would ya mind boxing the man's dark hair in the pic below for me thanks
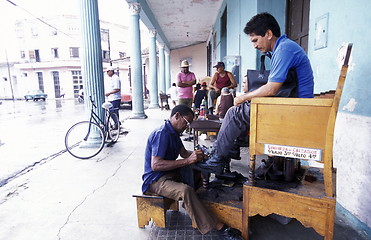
[171,104,194,118]
[243,12,281,38]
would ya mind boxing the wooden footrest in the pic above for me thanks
[132,193,179,228]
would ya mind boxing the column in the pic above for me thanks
[148,29,159,108]
[128,2,147,119]
[165,50,171,92]
[158,43,166,94]
[80,0,105,119]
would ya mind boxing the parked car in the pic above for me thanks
[24,90,47,101]
[120,92,132,109]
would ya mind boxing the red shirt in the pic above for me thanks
[214,72,232,90]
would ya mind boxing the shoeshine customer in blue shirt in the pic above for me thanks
[142,104,243,239]
[194,12,314,175]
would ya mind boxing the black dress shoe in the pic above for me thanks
[218,227,243,240]
[227,144,241,160]
[215,171,236,180]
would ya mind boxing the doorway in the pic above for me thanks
[286,0,310,53]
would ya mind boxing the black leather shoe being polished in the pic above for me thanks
[227,144,241,160]
[218,227,244,240]
[193,153,225,175]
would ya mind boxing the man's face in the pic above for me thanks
[216,66,224,73]
[173,112,193,133]
[181,67,189,74]
[107,70,114,76]
[249,32,271,53]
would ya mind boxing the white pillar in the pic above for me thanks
[80,0,105,119]
[128,2,147,119]
[148,29,159,108]
[165,50,171,92]
[158,43,166,94]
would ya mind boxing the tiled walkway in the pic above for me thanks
[147,204,220,240]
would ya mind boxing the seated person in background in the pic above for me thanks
[141,104,243,240]
[208,61,237,114]
[215,87,234,119]
[193,82,208,110]
[207,87,217,115]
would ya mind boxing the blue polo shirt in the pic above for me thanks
[142,120,184,193]
[268,35,314,98]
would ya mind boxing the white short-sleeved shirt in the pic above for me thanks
[105,74,121,101]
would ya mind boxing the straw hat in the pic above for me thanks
[180,60,190,68]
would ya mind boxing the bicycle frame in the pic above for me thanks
[84,97,107,141]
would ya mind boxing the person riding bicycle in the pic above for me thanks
[105,66,121,128]
[78,87,84,103]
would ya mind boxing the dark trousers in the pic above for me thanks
[214,102,251,156]
[109,99,120,124]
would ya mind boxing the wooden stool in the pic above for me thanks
[132,193,179,228]
[159,94,170,110]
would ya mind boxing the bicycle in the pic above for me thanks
[65,96,120,159]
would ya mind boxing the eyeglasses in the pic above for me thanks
[181,115,191,127]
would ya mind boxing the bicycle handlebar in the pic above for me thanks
[89,96,97,109]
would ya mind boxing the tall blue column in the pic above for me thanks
[148,29,159,108]
[80,0,105,119]
[128,2,147,119]
[165,50,171,93]
[158,44,166,94]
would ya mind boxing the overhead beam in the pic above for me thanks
[125,0,170,51]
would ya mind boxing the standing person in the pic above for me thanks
[142,104,243,239]
[193,81,208,110]
[168,82,178,107]
[177,60,196,108]
[194,12,314,174]
[105,66,121,125]
[208,62,237,114]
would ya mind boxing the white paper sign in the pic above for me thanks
[264,144,322,161]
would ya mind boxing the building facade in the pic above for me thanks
[0,15,131,100]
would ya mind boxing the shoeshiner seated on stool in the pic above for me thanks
[193,12,314,176]
[142,104,243,240]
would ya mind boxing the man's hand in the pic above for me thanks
[186,149,204,164]
[234,94,247,106]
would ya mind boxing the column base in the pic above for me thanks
[129,113,148,119]
[149,104,160,109]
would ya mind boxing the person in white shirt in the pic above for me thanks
[168,82,178,107]
[105,66,121,123]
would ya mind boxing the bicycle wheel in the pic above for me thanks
[107,112,120,143]
[65,121,105,159]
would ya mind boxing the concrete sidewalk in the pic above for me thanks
[0,108,366,240]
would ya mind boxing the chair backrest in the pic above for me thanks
[249,43,353,197]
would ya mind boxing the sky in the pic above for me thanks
[0,0,134,61]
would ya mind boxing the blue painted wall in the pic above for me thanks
[308,0,371,118]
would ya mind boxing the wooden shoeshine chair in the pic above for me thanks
[242,43,353,239]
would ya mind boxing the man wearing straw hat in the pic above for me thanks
[176,60,196,108]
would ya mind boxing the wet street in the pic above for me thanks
[0,99,130,186]
[0,101,168,240]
